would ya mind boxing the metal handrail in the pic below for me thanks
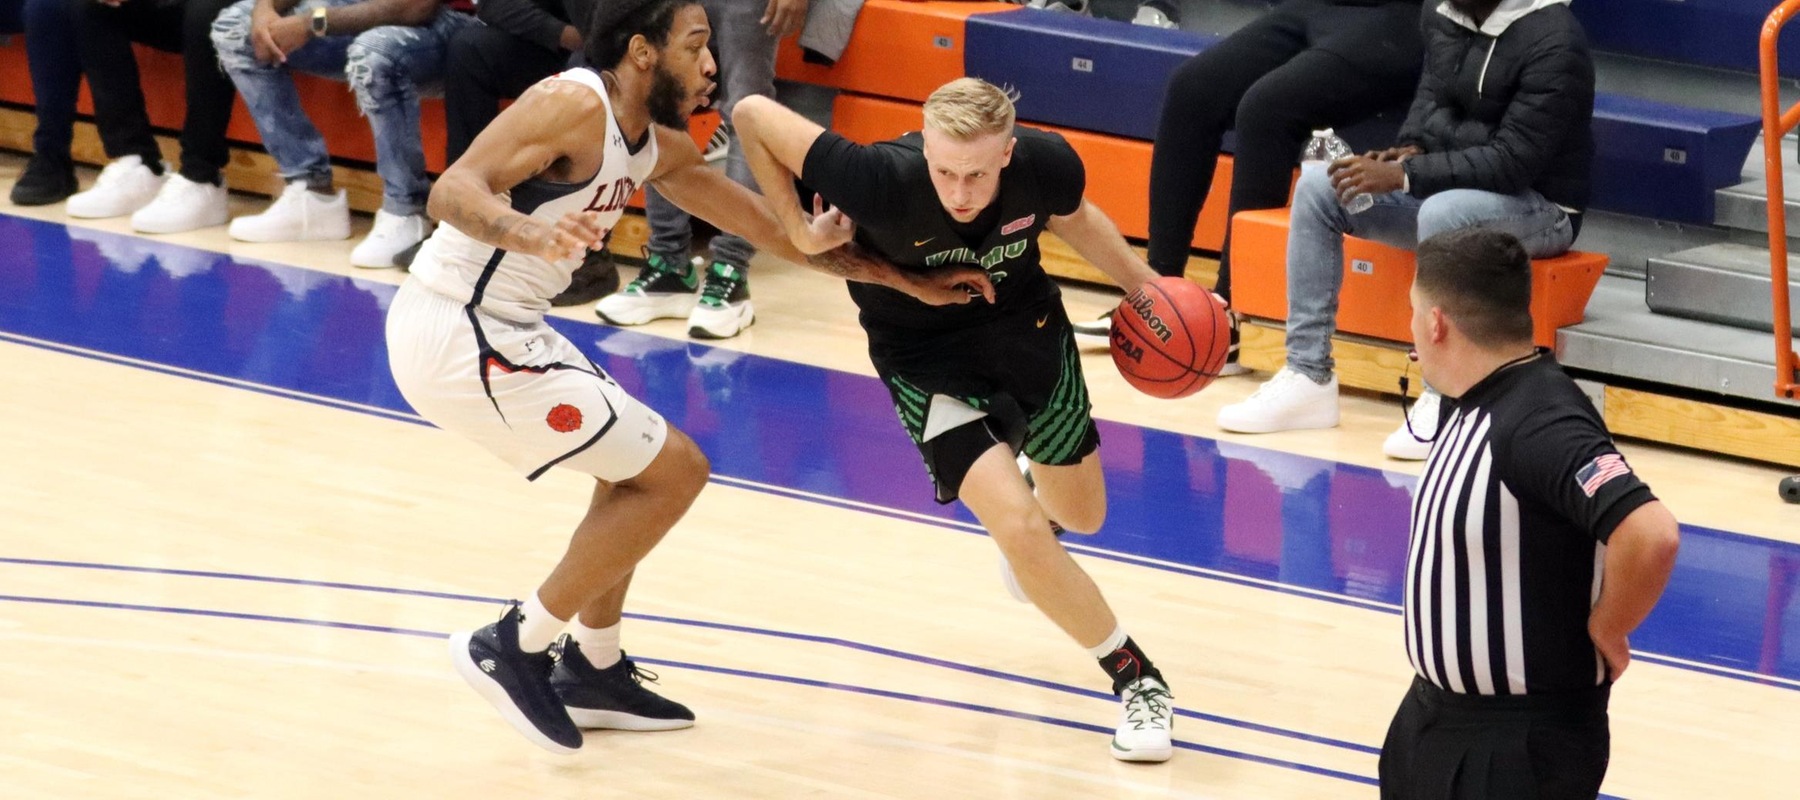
[1760,1,1800,400]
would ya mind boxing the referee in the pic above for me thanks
[1380,228,1681,799]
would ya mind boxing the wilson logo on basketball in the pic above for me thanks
[546,404,584,433]
[1125,293,1174,344]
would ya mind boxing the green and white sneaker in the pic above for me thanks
[595,251,700,326]
[1111,676,1174,763]
[687,261,754,339]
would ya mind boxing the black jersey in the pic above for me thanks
[801,127,1087,335]
[1406,355,1657,696]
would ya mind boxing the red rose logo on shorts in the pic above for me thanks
[545,404,583,433]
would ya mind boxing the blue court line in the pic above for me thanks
[0,592,1378,788]
[4,214,1796,689]
[6,319,1796,695]
[0,555,1377,756]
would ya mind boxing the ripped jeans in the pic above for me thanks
[211,0,475,216]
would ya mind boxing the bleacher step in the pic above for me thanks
[1558,278,1797,406]
[1714,176,1800,238]
[1646,243,1800,335]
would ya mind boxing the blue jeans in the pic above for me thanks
[1283,163,1576,382]
[643,0,776,270]
[16,0,81,163]
[212,0,475,215]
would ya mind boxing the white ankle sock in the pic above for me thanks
[571,620,623,670]
[515,593,566,653]
[1084,625,1129,660]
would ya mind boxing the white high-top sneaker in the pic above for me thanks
[228,181,351,243]
[131,174,229,234]
[350,209,431,268]
[1216,366,1340,433]
[1111,676,1174,763]
[1383,388,1442,461]
[66,155,166,219]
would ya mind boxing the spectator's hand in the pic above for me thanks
[559,24,582,52]
[761,0,809,38]
[1328,156,1406,203]
[1590,619,1631,682]
[530,210,607,263]
[254,14,311,65]
[1364,145,1422,163]
[793,194,854,254]
[900,265,995,306]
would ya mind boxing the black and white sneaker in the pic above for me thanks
[1219,311,1249,377]
[1111,676,1175,763]
[552,639,696,731]
[1072,309,1113,349]
[447,604,584,754]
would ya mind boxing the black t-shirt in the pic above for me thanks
[1405,355,1657,696]
[801,127,1086,336]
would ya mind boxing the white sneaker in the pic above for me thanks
[130,174,229,234]
[1131,4,1178,28]
[1111,676,1174,763]
[65,155,166,219]
[1383,388,1441,461]
[686,261,754,339]
[596,252,700,326]
[350,209,431,268]
[228,181,351,243]
[1216,367,1340,433]
[702,124,730,163]
[1072,310,1112,349]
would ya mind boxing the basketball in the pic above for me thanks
[1109,277,1231,399]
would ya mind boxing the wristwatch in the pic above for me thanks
[310,7,329,37]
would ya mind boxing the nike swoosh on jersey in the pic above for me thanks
[1036,316,1048,328]
[914,238,935,247]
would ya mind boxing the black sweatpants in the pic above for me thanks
[443,23,572,166]
[1146,0,1422,298]
[1379,677,1612,800]
[69,0,239,185]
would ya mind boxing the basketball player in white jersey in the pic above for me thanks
[386,0,990,753]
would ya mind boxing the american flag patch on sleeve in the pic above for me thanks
[1575,453,1631,497]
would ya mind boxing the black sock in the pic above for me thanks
[1098,636,1163,695]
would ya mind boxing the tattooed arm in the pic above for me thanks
[426,80,608,263]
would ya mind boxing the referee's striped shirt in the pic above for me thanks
[1405,356,1655,696]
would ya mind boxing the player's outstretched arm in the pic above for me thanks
[650,124,993,305]
[731,95,830,250]
[1046,199,1159,294]
[427,81,606,262]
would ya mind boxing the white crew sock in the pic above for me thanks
[515,593,566,653]
[571,620,623,670]
[1084,625,1129,659]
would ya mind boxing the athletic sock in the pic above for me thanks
[515,593,566,654]
[570,620,623,670]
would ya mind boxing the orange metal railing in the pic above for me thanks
[1760,1,1800,399]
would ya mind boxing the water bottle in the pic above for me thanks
[1302,128,1374,214]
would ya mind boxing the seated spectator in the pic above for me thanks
[6,0,82,206]
[432,0,618,305]
[61,0,240,233]
[591,0,800,339]
[1215,0,1594,462]
[210,0,475,267]
[1073,0,1424,376]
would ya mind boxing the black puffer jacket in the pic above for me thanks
[1397,0,1595,213]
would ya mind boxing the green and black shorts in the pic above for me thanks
[867,301,1100,503]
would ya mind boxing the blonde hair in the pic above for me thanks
[922,78,1018,141]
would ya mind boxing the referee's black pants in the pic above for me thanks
[1379,677,1611,800]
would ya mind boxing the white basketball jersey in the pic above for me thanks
[411,67,658,323]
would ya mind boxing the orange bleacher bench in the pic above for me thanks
[1229,208,1608,349]
[829,91,1238,252]
[0,38,719,209]
[775,0,1016,104]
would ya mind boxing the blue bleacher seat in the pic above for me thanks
[960,6,1759,226]
[1573,0,1800,78]
[1590,94,1760,224]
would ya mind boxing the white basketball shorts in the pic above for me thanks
[385,278,667,482]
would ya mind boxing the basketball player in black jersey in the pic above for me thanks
[735,78,1179,761]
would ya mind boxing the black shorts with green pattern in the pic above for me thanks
[867,300,1100,503]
